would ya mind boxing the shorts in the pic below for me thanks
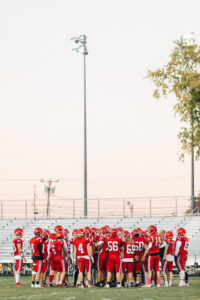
[133,256,142,273]
[107,255,121,273]
[32,260,42,273]
[15,259,23,272]
[78,258,91,273]
[121,262,133,273]
[97,252,108,272]
[147,254,160,272]
[162,259,173,272]
[41,261,48,273]
[175,255,187,272]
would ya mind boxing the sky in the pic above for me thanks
[0,0,200,216]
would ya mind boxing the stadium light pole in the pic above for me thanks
[183,32,195,211]
[71,35,88,217]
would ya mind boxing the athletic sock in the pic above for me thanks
[157,278,160,285]
[15,275,20,283]
[49,275,54,283]
[147,278,151,285]
[36,281,39,285]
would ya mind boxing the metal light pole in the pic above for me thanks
[71,35,88,217]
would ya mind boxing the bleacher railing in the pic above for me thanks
[0,196,193,219]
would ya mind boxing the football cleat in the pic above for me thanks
[15,283,22,287]
[35,284,42,288]
[104,284,110,288]
[31,284,35,288]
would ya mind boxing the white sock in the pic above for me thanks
[152,280,155,285]
[15,274,20,283]
[144,272,148,285]
[169,280,172,286]
[165,281,168,285]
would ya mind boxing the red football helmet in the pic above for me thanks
[123,230,130,239]
[72,229,78,237]
[77,228,85,237]
[49,233,56,240]
[141,230,147,238]
[34,227,43,236]
[91,227,98,236]
[14,228,23,237]
[54,225,63,233]
[56,231,64,239]
[43,229,50,239]
[64,229,69,239]
[147,225,157,235]
[132,228,141,236]
[100,227,108,236]
[84,227,91,237]
[177,227,186,236]
[110,228,118,237]
[166,231,173,239]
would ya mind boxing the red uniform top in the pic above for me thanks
[52,239,64,258]
[123,240,134,259]
[176,236,189,256]
[98,236,108,254]
[13,237,23,257]
[29,237,44,258]
[73,237,91,258]
[42,240,49,259]
[132,236,146,257]
[165,239,175,255]
[147,234,162,254]
[105,236,123,256]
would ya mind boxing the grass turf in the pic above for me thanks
[0,277,199,300]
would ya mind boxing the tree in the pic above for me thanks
[146,33,200,161]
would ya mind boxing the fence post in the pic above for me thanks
[25,200,27,219]
[73,200,75,218]
[175,197,177,216]
[149,197,152,217]
[98,199,100,219]
[123,199,125,218]
[1,201,3,219]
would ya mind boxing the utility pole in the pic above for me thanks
[41,179,59,218]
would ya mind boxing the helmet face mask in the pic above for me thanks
[56,231,64,239]
[77,229,85,237]
[110,228,117,237]
[166,231,173,239]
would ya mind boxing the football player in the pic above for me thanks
[104,228,124,288]
[96,227,109,287]
[29,227,45,288]
[41,229,50,287]
[13,228,26,286]
[175,227,189,287]
[121,231,134,287]
[73,228,94,288]
[142,225,162,287]
[132,228,147,287]
[162,231,175,287]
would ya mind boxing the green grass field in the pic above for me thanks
[0,277,200,300]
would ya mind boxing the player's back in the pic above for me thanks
[132,236,146,256]
[13,237,23,257]
[147,233,162,254]
[106,236,123,256]
[74,237,89,257]
[176,236,189,256]
[30,236,43,257]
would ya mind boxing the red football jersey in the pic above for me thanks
[29,237,43,257]
[106,236,123,256]
[176,236,189,256]
[132,236,146,256]
[74,237,90,257]
[13,237,23,256]
[147,234,162,254]
[123,240,134,259]
[52,239,64,257]
[42,240,49,259]
[165,239,175,255]
[98,236,108,254]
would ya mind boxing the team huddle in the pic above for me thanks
[12,224,189,288]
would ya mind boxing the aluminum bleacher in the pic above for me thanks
[0,216,199,264]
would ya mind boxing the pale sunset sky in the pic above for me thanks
[1,0,200,212]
